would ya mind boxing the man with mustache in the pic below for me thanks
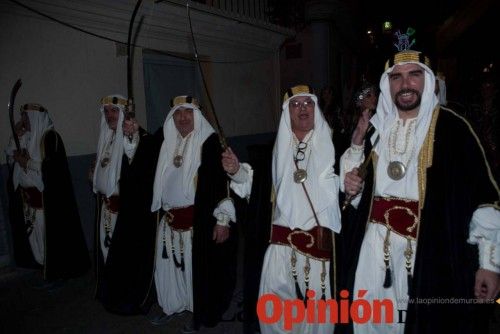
[340,50,500,333]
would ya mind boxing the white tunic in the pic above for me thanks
[339,117,500,334]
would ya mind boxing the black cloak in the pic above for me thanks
[95,127,160,315]
[192,133,240,328]
[7,130,90,281]
[337,107,500,333]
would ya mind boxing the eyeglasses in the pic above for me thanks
[294,141,308,162]
[290,99,315,109]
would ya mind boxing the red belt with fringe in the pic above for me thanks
[102,195,120,213]
[369,196,419,239]
[270,225,332,260]
[21,187,43,209]
[166,206,194,231]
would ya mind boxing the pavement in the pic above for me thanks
[1,263,499,334]
[0,266,244,334]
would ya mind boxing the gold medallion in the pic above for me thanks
[387,161,406,180]
[173,155,183,168]
[293,169,308,183]
[100,157,110,168]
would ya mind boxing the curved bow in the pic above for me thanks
[186,3,227,150]
[8,79,23,151]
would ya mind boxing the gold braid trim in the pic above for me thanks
[417,106,440,212]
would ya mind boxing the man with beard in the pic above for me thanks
[340,50,500,333]
[6,103,89,288]
[92,95,159,314]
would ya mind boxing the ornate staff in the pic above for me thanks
[341,132,379,211]
[8,79,23,151]
[186,3,227,150]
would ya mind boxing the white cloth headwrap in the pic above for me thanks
[151,103,215,212]
[13,108,54,191]
[368,59,438,199]
[273,93,341,232]
[92,94,126,197]
[370,60,438,151]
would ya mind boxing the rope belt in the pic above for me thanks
[270,224,332,260]
[102,195,120,214]
[370,196,419,239]
[369,196,419,290]
[161,205,195,272]
[166,206,195,231]
[21,187,43,209]
[270,224,332,302]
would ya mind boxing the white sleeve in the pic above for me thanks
[213,198,236,226]
[467,206,500,273]
[228,162,253,200]
[123,132,139,160]
[26,159,41,173]
[339,144,365,208]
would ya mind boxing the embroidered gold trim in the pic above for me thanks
[489,245,500,269]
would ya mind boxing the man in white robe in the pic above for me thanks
[222,85,342,334]
[150,96,236,331]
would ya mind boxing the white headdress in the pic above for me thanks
[151,96,215,211]
[92,94,127,197]
[273,85,341,232]
[12,103,54,191]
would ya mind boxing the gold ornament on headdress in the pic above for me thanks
[100,96,128,107]
[170,95,200,109]
[20,103,47,113]
[283,85,314,103]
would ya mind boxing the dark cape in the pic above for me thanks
[95,127,160,315]
[192,133,240,328]
[240,142,274,334]
[7,130,90,281]
[337,107,500,334]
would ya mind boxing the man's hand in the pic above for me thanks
[13,149,30,169]
[344,167,364,197]
[474,268,500,301]
[14,121,27,138]
[222,147,240,175]
[213,225,230,244]
[122,118,139,137]
[351,109,372,146]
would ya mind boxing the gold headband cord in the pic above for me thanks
[100,96,128,107]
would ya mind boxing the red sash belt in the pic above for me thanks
[166,206,194,231]
[102,195,120,214]
[369,196,419,239]
[21,187,43,209]
[270,225,332,260]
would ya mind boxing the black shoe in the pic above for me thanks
[30,278,64,291]
[45,279,65,293]
[150,312,177,326]
[181,320,198,333]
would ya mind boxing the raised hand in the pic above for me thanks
[221,147,240,175]
[122,118,139,137]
